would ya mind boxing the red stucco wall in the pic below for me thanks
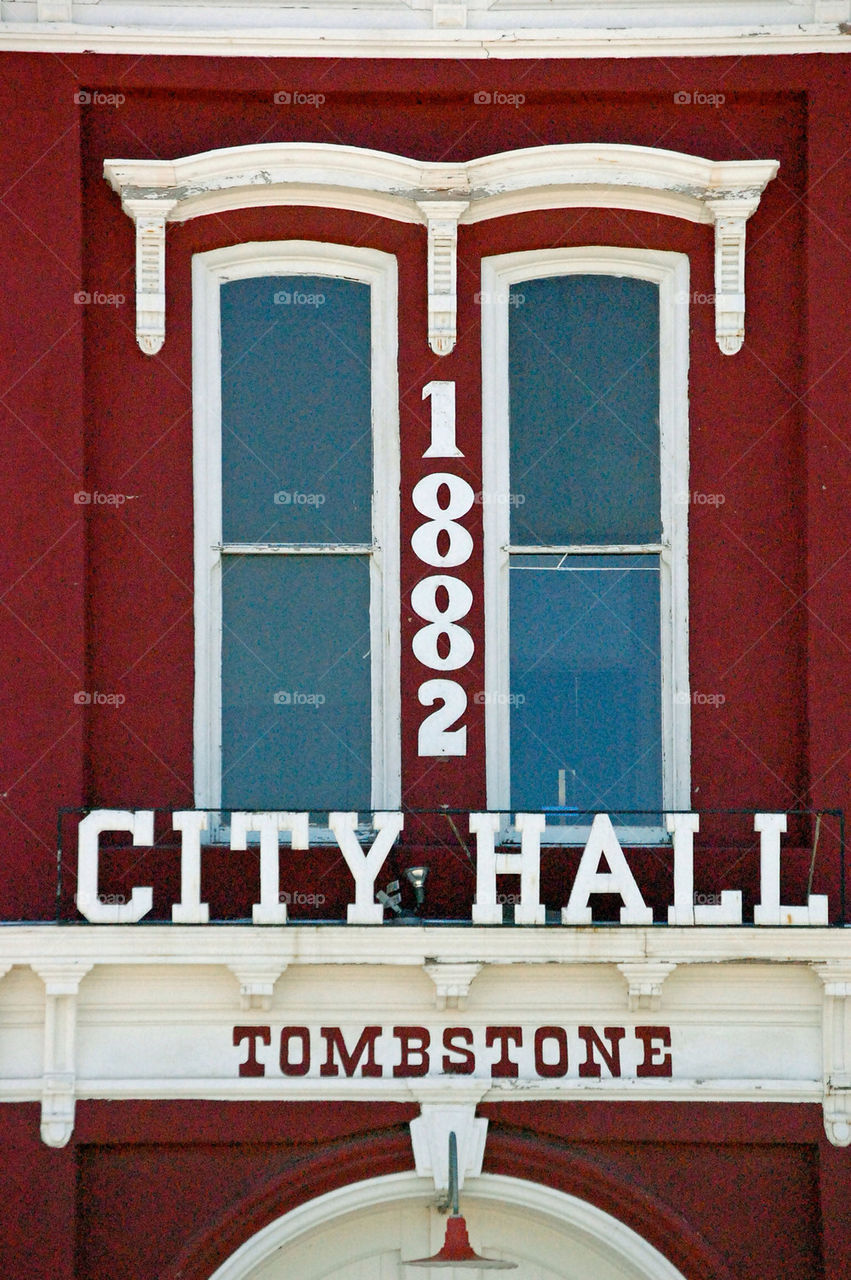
[0,1099,843,1279]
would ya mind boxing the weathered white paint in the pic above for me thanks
[813,963,851,1145]
[754,812,829,925]
[70,809,835,926]
[105,143,777,357]
[422,381,462,459]
[328,811,406,923]
[667,813,742,925]
[5,5,851,58]
[409,1101,488,1189]
[471,812,546,925]
[0,930,848,1145]
[31,961,92,1148]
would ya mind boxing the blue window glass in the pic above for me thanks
[509,275,660,546]
[219,274,373,810]
[221,555,371,810]
[221,274,372,545]
[507,275,663,819]
[509,554,662,813]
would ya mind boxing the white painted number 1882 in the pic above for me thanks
[412,383,474,756]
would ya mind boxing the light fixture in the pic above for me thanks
[404,1132,517,1269]
[404,866,429,909]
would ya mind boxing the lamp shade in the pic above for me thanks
[404,1214,517,1269]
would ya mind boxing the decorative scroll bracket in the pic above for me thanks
[812,963,851,1146]
[122,197,178,356]
[415,200,469,357]
[410,1097,488,1193]
[33,962,93,1148]
[423,960,482,1009]
[228,961,287,1011]
[706,196,763,356]
[617,961,677,1012]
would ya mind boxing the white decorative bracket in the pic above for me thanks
[706,196,766,355]
[410,1098,488,1193]
[121,197,177,356]
[616,961,677,1012]
[416,200,469,357]
[33,962,92,1148]
[813,963,851,1146]
[228,961,287,1011]
[423,960,482,1009]
[105,143,778,358]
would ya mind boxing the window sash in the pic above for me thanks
[481,248,691,844]
[192,242,400,824]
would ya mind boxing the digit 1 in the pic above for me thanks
[422,381,463,458]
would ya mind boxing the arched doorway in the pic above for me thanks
[208,1172,689,1280]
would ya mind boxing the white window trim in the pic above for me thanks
[481,246,691,844]
[192,240,400,823]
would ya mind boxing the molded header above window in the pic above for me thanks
[104,141,778,359]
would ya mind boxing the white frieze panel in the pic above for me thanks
[481,0,816,18]
[6,0,851,53]
[72,963,821,1091]
[0,933,849,1144]
[0,966,47,1086]
[0,957,824,1091]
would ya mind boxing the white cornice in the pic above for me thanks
[104,143,778,227]
[2,23,851,57]
[0,923,848,967]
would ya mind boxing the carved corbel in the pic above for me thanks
[228,962,287,1011]
[33,962,92,1148]
[706,196,762,356]
[121,197,178,356]
[812,964,851,1146]
[416,200,469,357]
[423,961,482,1010]
[410,1096,488,1193]
[616,961,677,1012]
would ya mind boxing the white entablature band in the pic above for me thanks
[104,141,779,357]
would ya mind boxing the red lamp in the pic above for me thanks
[404,1132,517,1270]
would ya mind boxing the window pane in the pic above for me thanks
[508,275,660,545]
[221,275,372,544]
[509,554,662,813]
[221,554,371,810]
